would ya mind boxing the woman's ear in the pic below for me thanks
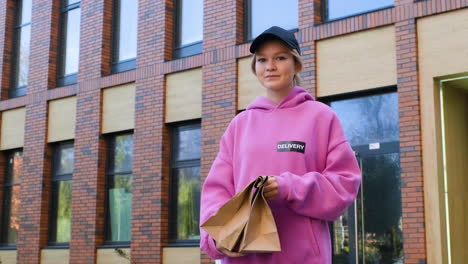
[295,61,302,74]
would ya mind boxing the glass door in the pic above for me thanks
[327,92,404,264]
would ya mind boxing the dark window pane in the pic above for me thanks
[330,93,399,146]
[175,167,200,240]
[179,0,203,46]
[116,0,138,62]
[176,127,201,161]
[108,174,133,242]
[327,0,393,20]
[57,145,74,175]
[19,0,32,25]
[14,24,31,88]
[331,153,403,264]
[62,7,81,76]
[360,153,403,263]
[53,180,72,243]
[250,0,298,39]
[6,151,23,185]
[113,134,133,173]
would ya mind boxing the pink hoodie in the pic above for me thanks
[200,86,361,263]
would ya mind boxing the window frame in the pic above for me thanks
[0,150,23,248]
[48,141,74,247]
[168,121,201,245]
[110,0,137,74]
[173,0,203,59]
[322,0,394,23]
[57,0,80,87]
[9,0,31,98]
[103,131,133,246]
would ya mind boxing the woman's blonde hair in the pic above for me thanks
[251,45,303,87]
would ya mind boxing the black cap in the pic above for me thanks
[249,26,301,55]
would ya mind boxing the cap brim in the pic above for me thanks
[249,33,282,54]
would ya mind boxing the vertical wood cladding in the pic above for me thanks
[0,0,465,263]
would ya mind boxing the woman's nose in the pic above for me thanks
[266,60,276,71]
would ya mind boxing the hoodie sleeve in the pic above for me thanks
[275,113,361,222]
[199,121,236,259]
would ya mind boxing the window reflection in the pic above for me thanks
[327,0,394,21]
[176,127,201,161]
[176,167,201,240]
[250,0,298,39]
[12,0,32,97]
[115,0,138,62]
[54,180,72,243]
[58,145,74,175]
[63,7,81,75]
[113,134,133,173]
[330,93,399,146]
[171,124,201,242]
[20,0,32,23]
[2,151,23,246]
[16,19,31,88]
[330,92,403,264]
[109,174,133,242]
[50,143,74,244]
[179,0,203,46]
[106,133,133,243]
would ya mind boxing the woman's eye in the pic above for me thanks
[277,56,287,60]
[257,58,266,62]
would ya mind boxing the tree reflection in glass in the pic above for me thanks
[171,124,201,242]
[2,151,23,245]
[55,180,72,243]
[50,143,74,244]
[107,134,133,242]
[176,167,201,240]
[330,93,399,146]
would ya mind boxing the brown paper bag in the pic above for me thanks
[201,176,281,253]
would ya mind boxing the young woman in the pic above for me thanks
[200,26,361,263]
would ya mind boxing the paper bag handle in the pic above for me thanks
[251,176,268,205]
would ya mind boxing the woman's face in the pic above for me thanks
[254,40,297,92]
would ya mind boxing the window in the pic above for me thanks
[169,123,201,243]
[105,133,133,244]
[246,0,298,40]
[324,0,394,21]
[174,0,203,58]
[111,0,138,73]
[326,92,403,264]
[57,0,81,87]
[1,150,23,247]
[49,143,74,245]
[10,0,32,98]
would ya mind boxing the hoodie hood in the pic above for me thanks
[246,86,315,111]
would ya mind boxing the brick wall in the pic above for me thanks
[130,0,172,262]
[16,0,57,262]
[396,18,426,264]
[201,0,240,262]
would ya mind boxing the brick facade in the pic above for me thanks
[0,0,466,263]
[395,18,426,264]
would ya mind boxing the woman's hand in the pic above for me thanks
[263,176,279,200]
[215,241,246,258]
